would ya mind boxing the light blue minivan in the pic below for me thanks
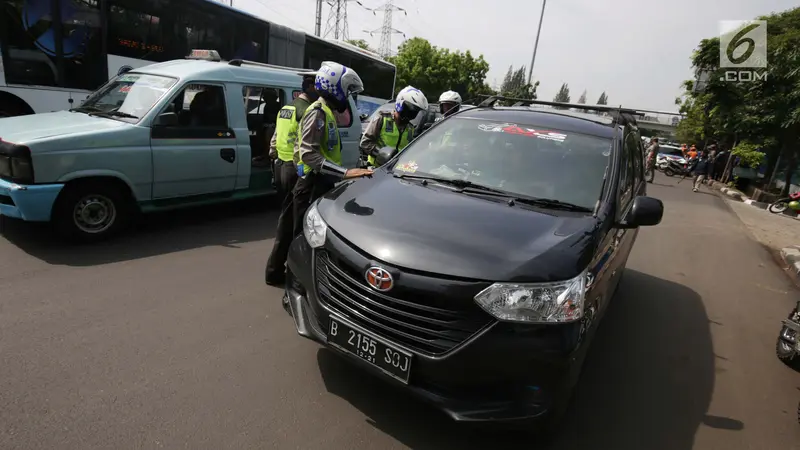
[0,52,363,241]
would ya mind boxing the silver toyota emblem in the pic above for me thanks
[365,266,393,292]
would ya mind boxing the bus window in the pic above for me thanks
[233,20,266,62]
[60,0,105,90]
[0,0,60,87]
[107,0,169,62]
[180,8,233,60]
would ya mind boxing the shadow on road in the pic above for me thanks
[0,197,280,266]
[316,269,730,449]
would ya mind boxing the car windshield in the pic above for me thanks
[390,117,612,210]
[76,73,177,121]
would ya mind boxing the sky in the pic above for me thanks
[232,0,797,117]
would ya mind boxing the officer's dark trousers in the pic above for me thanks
[265,172,334,284]
[273,159,298,206]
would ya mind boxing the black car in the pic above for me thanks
[284,97,664,431]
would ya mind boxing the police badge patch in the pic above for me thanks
[316,118,325,130]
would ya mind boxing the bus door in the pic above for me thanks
[150,83,239,199]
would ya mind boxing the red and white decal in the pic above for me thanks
[478,123,567,142]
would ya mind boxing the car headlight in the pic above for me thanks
[474,270,588,323]
[303,202,328,249]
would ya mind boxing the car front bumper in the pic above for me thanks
[285,231,589,424]
[0,178,63,221]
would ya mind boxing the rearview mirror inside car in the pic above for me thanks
[154,112,178,127]
[621,196,664,228]
[375,146,399,166]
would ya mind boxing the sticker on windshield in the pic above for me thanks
[118,74,140,82]
[396,161,418,173]
[478,123,567,142]
[118,85,132,93]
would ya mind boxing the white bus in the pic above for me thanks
[0,0,396,118]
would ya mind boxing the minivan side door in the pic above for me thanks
[336,97,361,168]
[150,82,239,199]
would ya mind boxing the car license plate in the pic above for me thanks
[327,316,412,384]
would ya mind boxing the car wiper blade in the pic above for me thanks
[393,173,506,193]
[510,197,593,212]
[89,110,139,119]
[69,105,101,113]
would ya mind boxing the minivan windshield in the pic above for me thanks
[76,73,177,122]
[391,117,612,210]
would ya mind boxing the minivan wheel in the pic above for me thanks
[53,180,132,242]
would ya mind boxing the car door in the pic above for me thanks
[150,83,239,199]
[607,127,642,292]
[336,97,361,168]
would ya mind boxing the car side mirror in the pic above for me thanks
[359,113,369,122]
[621,196,664,228]
[153,112,178,127]
[375,146,399,166]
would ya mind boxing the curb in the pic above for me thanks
[781,246,800,278]
[744,199,769,209]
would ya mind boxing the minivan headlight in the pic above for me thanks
[303,202,328,249]
[474,270,588,323]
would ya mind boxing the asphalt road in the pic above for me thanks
[2,179,800,450]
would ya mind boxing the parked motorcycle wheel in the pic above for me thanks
[769,199,790,214]
[663,168,675,177]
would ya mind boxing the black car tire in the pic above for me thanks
[52,180,133,243]
[663,168,675,177]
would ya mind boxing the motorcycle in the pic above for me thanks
[776,300,800,369]
[662,158,696,178]
[768,192,800,214]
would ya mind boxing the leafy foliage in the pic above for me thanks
[388,37,492,102]
[676,6,800,193]
[596,92,608,105]
[577,90,587,104]
[498,65,538,104]
[732,141,766,168]
[553,83,570,104]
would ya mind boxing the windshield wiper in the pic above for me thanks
[393,173,592,212]
[393,173,507,193]
[88,110,139,119]
[69,105,101,113]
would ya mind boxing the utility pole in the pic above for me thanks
[363,0,406,58]
[527,0,547,85]
[323,0,358,41]
[315,0,323,36]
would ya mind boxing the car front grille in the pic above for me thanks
[314,250,492,356]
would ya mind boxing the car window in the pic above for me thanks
[618,130,634,207]
[626,131,643,189]
[392,117,612,210]
[162,83,228,128]
[80,73,177,122]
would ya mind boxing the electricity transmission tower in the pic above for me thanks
[322,0,359,40]
[363,0,406,57]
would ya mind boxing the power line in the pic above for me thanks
[362,0,406,58]
[323,0,365,40]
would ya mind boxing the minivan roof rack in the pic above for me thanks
[227,59,316,76]
[476,95,644,127]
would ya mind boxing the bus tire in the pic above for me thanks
[0,92,34,118]
[52,179,134,243]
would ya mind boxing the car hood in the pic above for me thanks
[316,171,600,282]
[0,111,127,145]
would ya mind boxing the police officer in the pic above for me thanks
[265,61,373,287]
[269,72,319,204]
[437,90,462,119]
[359,86,429,167]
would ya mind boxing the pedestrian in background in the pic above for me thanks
[692,151,710,192]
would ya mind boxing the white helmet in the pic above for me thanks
[314,61,364,104]
[395,86,428,121]
[439,90,462,105]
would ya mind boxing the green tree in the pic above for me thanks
[677,7,800,192]
[388,37,492,102]
[497,65,538,104]
[553,83,570,108]
[597,92,608,105]
[345,39,374,52]
[577,90,587,104]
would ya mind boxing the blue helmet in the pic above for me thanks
[314,61,364,103]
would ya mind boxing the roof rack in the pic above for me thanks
[227,59,314,75]
[476,95,648,127]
